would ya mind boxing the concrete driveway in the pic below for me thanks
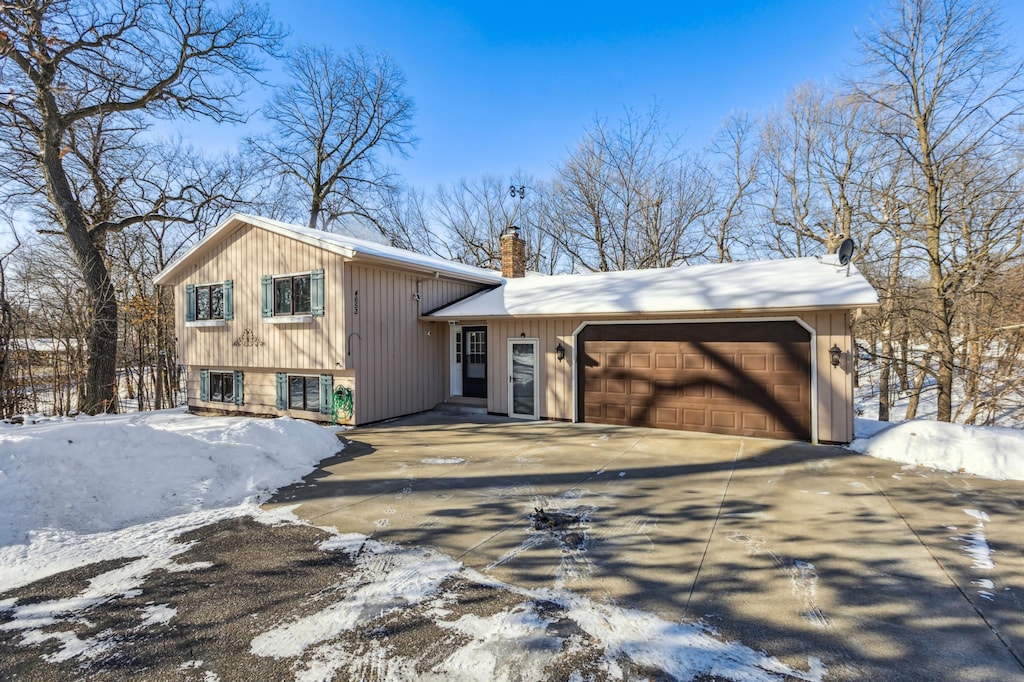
[268,412,1024,681]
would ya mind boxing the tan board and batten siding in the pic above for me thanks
[170,221,480,424]
[473,310,854,444]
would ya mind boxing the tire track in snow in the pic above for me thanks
[727,533,830,629]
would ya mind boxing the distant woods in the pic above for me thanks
[1,0,1023,425]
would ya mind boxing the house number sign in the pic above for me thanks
[354,290,359,315]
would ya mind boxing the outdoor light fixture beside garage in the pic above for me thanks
[556,342,565,361]
[830,344,843,367]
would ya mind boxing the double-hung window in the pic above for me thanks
[185,281,233,322]
[262,269,324,319]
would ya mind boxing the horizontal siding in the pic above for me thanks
[163,224,855,441]
[186,366,356,424]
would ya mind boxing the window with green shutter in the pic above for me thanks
[233,370,244,406]
[319,374,332,414]
[201,370,238,404]
[262,269,325,318]
[262,276,274,318]
[275,372,287,409]
[187,283,227,321]
[275,374,330,413]
[223,280,234,321]
[311,268,324,317]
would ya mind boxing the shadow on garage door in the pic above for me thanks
[577,321,811,440]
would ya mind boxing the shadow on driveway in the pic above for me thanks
[269,412,1024,681]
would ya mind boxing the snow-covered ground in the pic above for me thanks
[0,409,344,589]
[0,407,1021,679]
[850,418,1024,481]
[853,364,1024,481]
[0,409,828,680]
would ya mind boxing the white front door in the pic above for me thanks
[508,338,539,419]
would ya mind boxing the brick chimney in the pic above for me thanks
[500,225,526,278]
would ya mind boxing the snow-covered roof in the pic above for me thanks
[429,256,879,318]
[154,213,502,285]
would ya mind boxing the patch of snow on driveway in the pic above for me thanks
[955,509,996,571]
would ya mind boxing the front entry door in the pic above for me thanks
[462,327,487,398]
[508,338,539,419]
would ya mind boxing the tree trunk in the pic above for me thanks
[38,123,119,414]
[904,355,931,421]
[878,233,902,422]
[878,335,893,422]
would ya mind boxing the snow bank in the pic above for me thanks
[0,409,342,587]
[849,419,1024,481]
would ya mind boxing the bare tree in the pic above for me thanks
[0,215,21,417]
[252,45,416,231]
[760,82,882,257]
[549,107,714,272]
[704,112,761,263]
[853,0,1024,421]
[429,174,559,273]
[0,0,280,413]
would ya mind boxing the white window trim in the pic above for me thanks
[187,319,227,328]
[264,314,314,324]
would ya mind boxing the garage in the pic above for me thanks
[578,321,812,440]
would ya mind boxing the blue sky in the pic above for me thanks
[221,1,1024,190]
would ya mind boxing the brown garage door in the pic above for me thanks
[579,322,811,440]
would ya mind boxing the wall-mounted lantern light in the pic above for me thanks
[829,344,843,367]
[556,342,566,361]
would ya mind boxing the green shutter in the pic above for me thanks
[319,374,332,414]
[223,280,234,321]
[275,372,287,410]
[311,268,325,317]
[261,275,273,318]
[199,368,209,401]
[233,370,244,406]
[185,284,196,322]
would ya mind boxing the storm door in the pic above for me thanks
[462,326,488,398]
[508,338,539,419]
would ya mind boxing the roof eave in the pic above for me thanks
[153,212,500,286]
[428,301,880,320]
[349,251,501,284]
[153,213,357,285]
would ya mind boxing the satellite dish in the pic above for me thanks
[837,238,856,266]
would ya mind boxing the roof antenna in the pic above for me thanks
[507,184,526,234]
